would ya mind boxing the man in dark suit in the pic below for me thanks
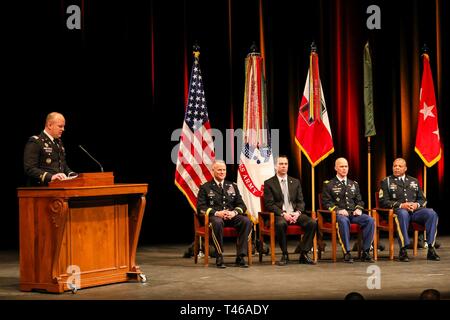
[322,157,375,263]
[379,158,440,262]
[263,155,317,265]
[197,160,252,268]
[23,112,77,186]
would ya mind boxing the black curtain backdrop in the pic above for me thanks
[4,0,449,249]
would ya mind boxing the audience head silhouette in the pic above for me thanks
[344,292,365,300]
[420,289,440,300]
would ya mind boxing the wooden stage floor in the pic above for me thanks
[1,237,449,301]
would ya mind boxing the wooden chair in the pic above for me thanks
[372,191,425,259]
[258,197,317,265]
[316,193,363,262]
[372,192,394,260]
[193,212,252,267]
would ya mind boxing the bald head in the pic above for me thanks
[46,112,65,126]
[335,157,348,167]
[45,112,66,139]
[335,157,349,179]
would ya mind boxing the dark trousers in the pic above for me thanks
[209,214,252,257]
[336,213,375,252]
[275,214,317,254]
[395,208,439,248]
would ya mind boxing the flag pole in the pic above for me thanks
[311,164,318,262]
[363,41,376,210]
[423,165,427,197]
[310,42,316,216]
[194,43,204,258]
[311,166,315,212]
[421,44,428,199]
[367,136,372,210]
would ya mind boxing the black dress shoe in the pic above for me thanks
[361,250,375,263]
[318,242,327,253]
[399,247,410,262]
[344,252,354,263]
[278,253,289,266]
[427,247,440,261]
[216,255,226,268]
[256,240,270,255]
[299,252,316,265]
[235,256,249,268]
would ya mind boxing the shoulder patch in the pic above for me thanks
[32,136,39,140]
[324,180,330,184]
[378,189,383,198]
[353,181,359,185]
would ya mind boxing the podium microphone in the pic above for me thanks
[79,145,104,172]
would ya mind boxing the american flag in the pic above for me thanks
[175,50,215,210]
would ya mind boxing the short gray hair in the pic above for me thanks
[212,159,226,167]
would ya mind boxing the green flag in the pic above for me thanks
[364,42,376,137]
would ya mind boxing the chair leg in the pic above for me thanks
[270,230,276,266]
[413,230,419,256]
[373,230,378,261]
[389,228,394,260]
[332,230,337,262]
[194,235,199,264]
[259,233,264,263]
[204,234,209,267]
[248,237,252,266]
[357,233,362,259]
[313,234,317,262]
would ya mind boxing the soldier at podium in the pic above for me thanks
[23,112,77,186]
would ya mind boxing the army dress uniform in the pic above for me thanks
[379,175,438,249]
[23,131,76,186]
[322,177,375,254]
[197,179,252,260]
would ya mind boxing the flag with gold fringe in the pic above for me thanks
[295,48,334,167]
[237,51,275,223]
[415,53,441,167]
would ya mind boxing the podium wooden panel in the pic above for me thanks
[17,173,148,293]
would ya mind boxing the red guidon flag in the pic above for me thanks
[295,50,334,167]
[415,53,441,167]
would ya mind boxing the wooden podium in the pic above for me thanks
[17,173,148,293]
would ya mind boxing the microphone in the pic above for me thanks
[79,145,104,172]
